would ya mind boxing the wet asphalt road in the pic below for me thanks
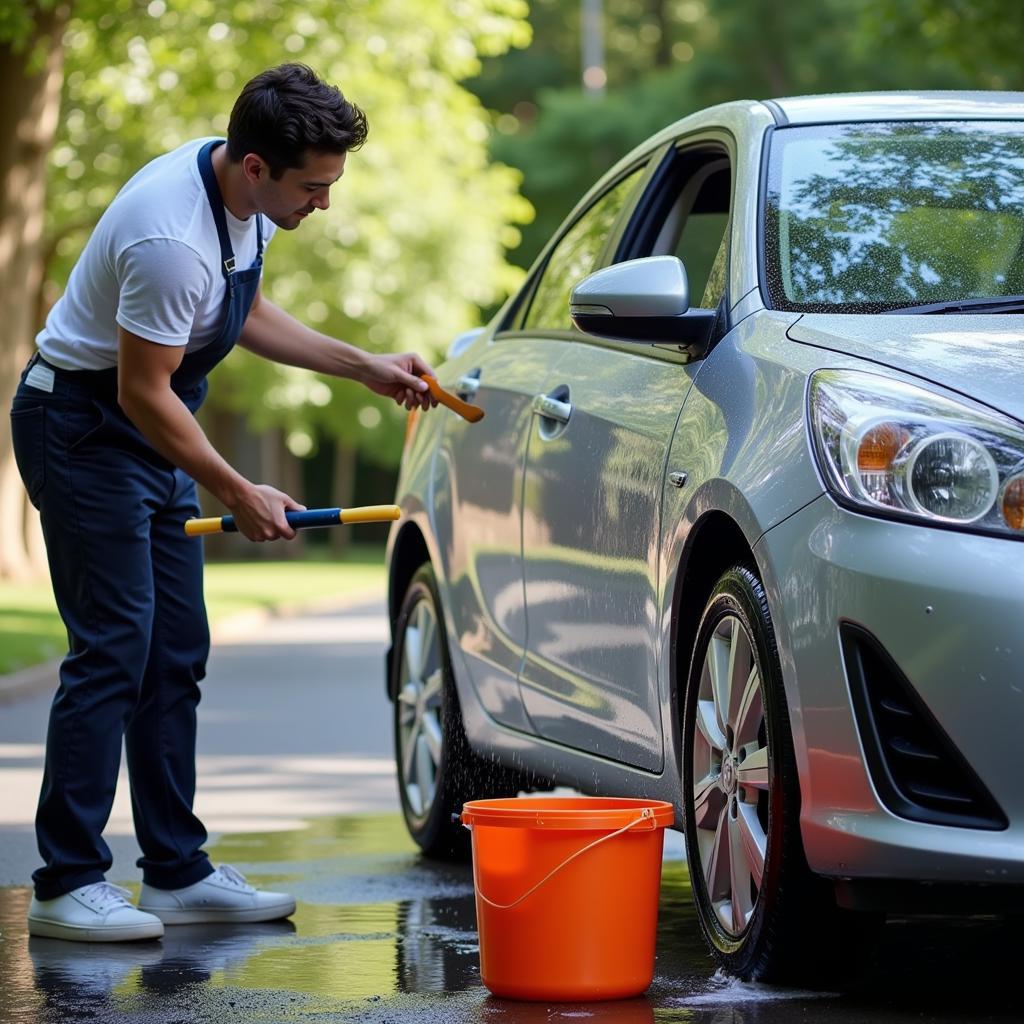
[2,820,1021,1024]
[1,597,1020,1023]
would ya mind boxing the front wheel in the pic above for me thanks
[392,563,526,860]
[681,565,873,982]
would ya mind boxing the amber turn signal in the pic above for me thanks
[857,422,910,473]
[1001,476,1024,530]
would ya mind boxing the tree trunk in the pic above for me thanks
[0,5,69,580]
[650,0,672,68]
[251,427,305,560]
[328,442,357,558]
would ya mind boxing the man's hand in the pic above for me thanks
[359,352,439,410]
[227,483,307,542]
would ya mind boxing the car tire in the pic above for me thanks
[392,563,527,860]
[681,564,875,983]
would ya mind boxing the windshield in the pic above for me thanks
[764,121,1024,312]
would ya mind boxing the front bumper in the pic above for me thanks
[756,494,1024,884]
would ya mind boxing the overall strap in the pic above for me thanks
[197,140,237,282]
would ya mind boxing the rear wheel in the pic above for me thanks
[392,564,527,860]
[682,565,876,982]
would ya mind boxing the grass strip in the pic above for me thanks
[0,547,387,675]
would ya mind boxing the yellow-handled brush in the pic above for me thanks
[185,504,400,537]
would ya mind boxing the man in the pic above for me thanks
[9,63,435,942]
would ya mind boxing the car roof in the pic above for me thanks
[767,91,1024,125]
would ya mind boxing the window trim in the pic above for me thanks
[756,124,775,313]
[616,133,734,270]
[497,126,739,359]
[518,164,655,334]
[491,326,697,366]
[608,129,736,348]
[498,150,665,334]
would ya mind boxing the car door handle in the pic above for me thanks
[532,393,572,424]
[456,374,480,398]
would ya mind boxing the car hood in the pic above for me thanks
[787,313,1024,424]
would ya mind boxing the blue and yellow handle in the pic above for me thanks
[184,504,401,537]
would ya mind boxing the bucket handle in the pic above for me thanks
[468,808,656,911]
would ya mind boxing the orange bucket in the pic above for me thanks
[460,796,675,1002]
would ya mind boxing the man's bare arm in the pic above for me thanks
[116,326,303,540]
[238,290,435,409]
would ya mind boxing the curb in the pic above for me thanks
[210,586,387,641]
[0,585,389,705]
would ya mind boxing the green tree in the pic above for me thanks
[472,0,981,271]
[863,0,1024,88]
[0,0,532,578]
[0,1,70,579]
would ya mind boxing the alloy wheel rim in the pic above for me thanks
[397,595,444,823]
[691,613,770,937]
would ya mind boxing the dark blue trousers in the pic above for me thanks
[11,366,215,900]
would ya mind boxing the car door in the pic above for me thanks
[439,335,568,732]
[518,140,734,771]
[440,160,654,733]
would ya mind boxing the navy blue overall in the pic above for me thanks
[9,140,264,900]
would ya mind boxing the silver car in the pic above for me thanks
[385,92,1024,982]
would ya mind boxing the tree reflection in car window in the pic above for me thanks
[765,121,1024,312]
[700,224,730,309]
[523,168,645,332]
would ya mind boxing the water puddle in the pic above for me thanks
[0,814,1019,1023]
[665,968,839,1014]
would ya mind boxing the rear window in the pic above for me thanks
[764,121,1024,312]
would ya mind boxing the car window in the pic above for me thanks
[523,167,646,332]
[647,157,731,309]
[673,178,729,308]
[699,222,730,309]
[765,121,1024,312]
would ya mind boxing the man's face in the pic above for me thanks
[251,149,348,230]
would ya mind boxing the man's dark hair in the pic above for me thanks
[227,63,368,178]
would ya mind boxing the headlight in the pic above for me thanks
[809,369,1024,537]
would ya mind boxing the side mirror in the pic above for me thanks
[569,255,717,360]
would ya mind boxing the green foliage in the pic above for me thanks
[490,66,699,267]
[862,0,1024,88]
[523,166,643,329]
[0,0,75,74]
[0,1,37,49]
[0,0,54,49]
[44,0,532,465]
[470,0,989,270]
[27,0,1024,463]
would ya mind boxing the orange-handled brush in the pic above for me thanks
[420,374,484,423]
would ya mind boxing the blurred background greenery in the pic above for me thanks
[0,0,1021,622]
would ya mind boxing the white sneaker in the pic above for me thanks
[28,882,165,943]
[138,864,296,924]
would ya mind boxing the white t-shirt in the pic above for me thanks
[37,137,276,371]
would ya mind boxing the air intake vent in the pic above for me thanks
[841,624,1007,831]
